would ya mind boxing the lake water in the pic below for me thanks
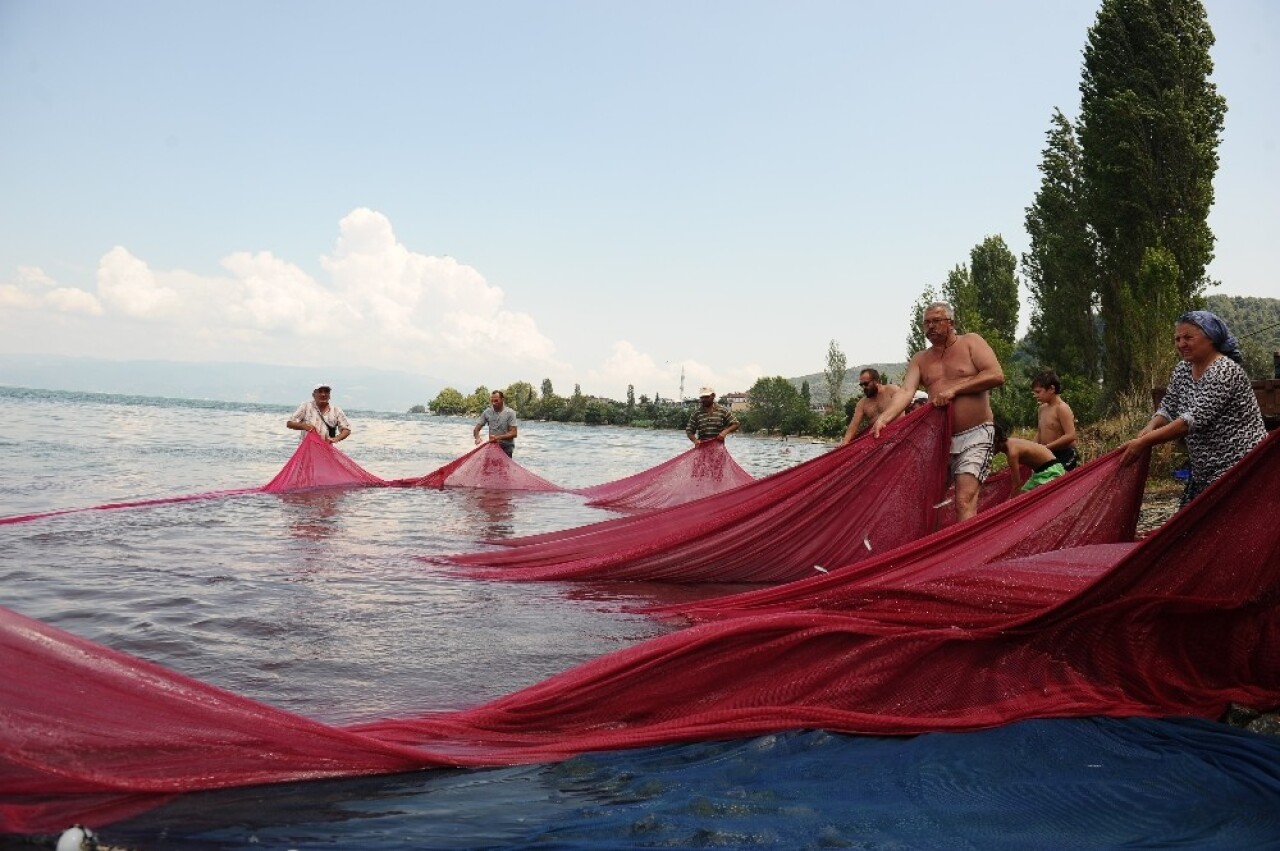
[4,386,1279,850]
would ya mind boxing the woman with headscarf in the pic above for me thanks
[1121,310,1266,506]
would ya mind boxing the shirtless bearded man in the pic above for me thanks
[839,368,902,446]
[872,302,1005,521]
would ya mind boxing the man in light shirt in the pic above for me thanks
[286,384,351,443]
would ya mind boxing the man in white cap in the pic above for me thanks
[287,383,351,443]
[686,386,739,445]
[839,368,904,446]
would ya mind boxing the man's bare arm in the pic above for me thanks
[840,400,868,446]
[1006,443,1023,494]
[872,359,921,437]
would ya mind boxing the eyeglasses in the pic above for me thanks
[923,318,952,326]
[858,381,872,388]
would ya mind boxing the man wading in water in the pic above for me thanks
[287,384,351,443]
[872,301,1004,522]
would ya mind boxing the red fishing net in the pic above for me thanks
[0,433,389,527]
[647,447,1144,623]
[356,429,1280,756]
[0,487,261,527]
[261,432,390,491]
[435,406,951,582]
[390,442,563,491]
[0,604,450,833]
[0,434,581,528]
[3,431,1279,834]
[573,440,754,511]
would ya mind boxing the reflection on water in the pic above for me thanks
[458,487,517,539]
[279,488,350,541]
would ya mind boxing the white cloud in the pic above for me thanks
[0,284,39,309]
[442,309,557,360]
[584,341,766,401]
[222,251,353,337]
[97,247,182,318]
[0,267,101,313]
[3,209,563,383]
[45,287,103,315]
[16,266,58,288]
[709,363,768,396]
[319,208,559,369]
[2,210,766,397]
[584,341,666,400]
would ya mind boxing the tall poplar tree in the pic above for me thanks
[942,265,978,336]
[905,286,938,358]
[1078,0,1225,396]
[824,339,848,412]
[1024,109,1100,380]
[969,235,1019,362]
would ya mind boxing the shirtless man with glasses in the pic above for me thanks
[872,302,1004,521]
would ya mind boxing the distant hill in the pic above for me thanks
[0,354,448,413]
[789,362,908,406]
[1205,294,1280,376]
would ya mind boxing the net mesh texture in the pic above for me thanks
[436,406,950,582]
[4,429,1280,833]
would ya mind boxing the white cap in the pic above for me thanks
[699,386,716,397]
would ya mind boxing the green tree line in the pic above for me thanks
[419,374,855,440]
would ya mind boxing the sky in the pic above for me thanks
[1,0,1276,403]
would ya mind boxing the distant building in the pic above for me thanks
[721,392,750,412]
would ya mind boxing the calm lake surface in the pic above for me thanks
[4,386,1279,850]
[2,387,828,721]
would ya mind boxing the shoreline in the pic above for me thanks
[1136,490,1181,537]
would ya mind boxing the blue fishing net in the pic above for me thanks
[100,718,1280,850]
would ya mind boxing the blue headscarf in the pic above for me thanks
[1177,310,1243,364]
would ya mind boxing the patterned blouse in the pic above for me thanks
[1157,357,1265,504]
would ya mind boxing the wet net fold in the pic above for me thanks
[648,445,1145,623]
[434,406,951,582]
[389,442,564,492]
[572,440,754,511]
